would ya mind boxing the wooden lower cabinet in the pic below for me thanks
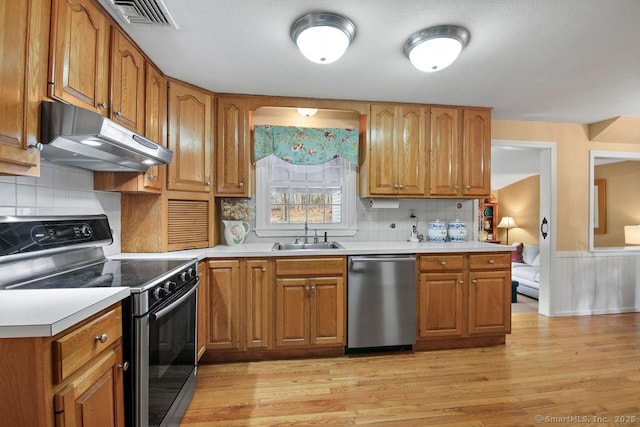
[0,304,125,427]
[205,259,241,350]
[274,257,345,349]
[416,253,511,349]
[244,259,273,350]
[196,260,208,360]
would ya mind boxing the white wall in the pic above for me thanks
[0,160,122,256]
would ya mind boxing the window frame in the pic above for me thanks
[254,156,357,237]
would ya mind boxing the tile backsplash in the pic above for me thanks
[1,161,477,255]
[243,198,477,244]
[0,160,122,256]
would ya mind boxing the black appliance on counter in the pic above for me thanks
[0,215,199,427]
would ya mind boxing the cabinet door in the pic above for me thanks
[143,63,167,192]
[429,107,460,196]
[110,29,145,134]
[275,277,310,348]
[0,0,44,176]
[206,260,240,350]
[396,105,427,196]
[53,344,125,427]
[368,104,398,195]
[167,81,213,192]
[244,259,273,349]
[309,276,345,346]
[468,270,512,335]
[216,96,249,196]
[50,0,110,115]
[196,261,208,360]
[417,272,464,339]
[462,108,491,197]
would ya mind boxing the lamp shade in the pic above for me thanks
[497,216,518,229]
[403,25,470,72]
[291,12,355,64]
[624,225,640,244]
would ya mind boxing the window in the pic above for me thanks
[255,156,357,236]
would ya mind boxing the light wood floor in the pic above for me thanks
[182,313,640,426]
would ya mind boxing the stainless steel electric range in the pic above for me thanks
[0,215,199,427]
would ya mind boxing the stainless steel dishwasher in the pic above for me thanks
[347,255,416,349]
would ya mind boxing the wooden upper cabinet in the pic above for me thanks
[0,0,48,176]
[215,96,249,197]
[49,0,110,115]
[367,104,427,196]
[430,106,491,198]
[167,80,214,192]
[142,63,167,191]
[462,108,491,197]
[110,29,145,134]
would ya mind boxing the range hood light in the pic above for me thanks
[142,159,157,165]
[80,138,103,147]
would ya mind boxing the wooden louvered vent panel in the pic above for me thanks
[167,199,210,250]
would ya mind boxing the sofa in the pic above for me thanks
[511,242,540,299]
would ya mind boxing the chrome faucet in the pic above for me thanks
[303,221,309,243]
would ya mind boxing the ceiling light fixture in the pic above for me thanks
[297,108,318,117]
[403,25,470,72]
[291,12,355,64]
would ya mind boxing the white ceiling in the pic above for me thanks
[105,0,640,125]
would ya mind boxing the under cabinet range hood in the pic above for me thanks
[40,102,173,172]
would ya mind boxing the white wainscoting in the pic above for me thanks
[552,251,640,316]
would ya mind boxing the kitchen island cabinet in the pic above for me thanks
[0,304,125,427]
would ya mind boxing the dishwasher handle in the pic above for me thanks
[349,256,415,268]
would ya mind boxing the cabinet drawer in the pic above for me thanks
[469,253,511,270]
[52,306,123,384]
[276,257,345,276]
[419,254,465,271]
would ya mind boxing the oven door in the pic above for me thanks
[134,280,199,427]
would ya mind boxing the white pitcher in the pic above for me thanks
[223,220,251,245]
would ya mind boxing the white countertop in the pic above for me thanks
[113,240,514,261]
[0,288,130,338]
[1,240,512,339]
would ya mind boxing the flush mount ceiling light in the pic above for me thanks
[403,25,470,72]
[297,108,318,117]
[291,12,356,64]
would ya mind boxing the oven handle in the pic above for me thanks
[150,280,199,321]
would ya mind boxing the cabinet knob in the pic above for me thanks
[146,174,156,180]
[472,279,478,285]
[397,184,405,190]
[440,260,447,266]
[94,333,108,343]
[453,184,459,190]
[238,182,244,188]
[261,268,267,272]
[305,286,311,293]
[28,143,43,151]
[118,361,129,371]
[464,185,471,189]
[205,180,211,186]
[458,280,464,285]
[98,102,108,109]
[488,259,495,264]
[115,111,123,118]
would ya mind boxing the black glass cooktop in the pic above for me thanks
[2,258,192,291]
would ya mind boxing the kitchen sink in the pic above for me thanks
[271,241,345,251]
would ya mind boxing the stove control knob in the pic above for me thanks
[80,224,93,238]
[179,271,188,282]
[187,268,196,279]
[153,287,166,300]
[164,281,176,293]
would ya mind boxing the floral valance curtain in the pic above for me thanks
[254,125,359,166]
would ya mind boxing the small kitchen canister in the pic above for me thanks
[427,220,447,243]
[448,219,467,242]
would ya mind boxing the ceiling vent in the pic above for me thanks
[101,0,179,29]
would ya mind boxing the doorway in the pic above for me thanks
[491,140,556,316]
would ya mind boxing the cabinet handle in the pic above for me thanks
[488,259,495,264]
[28,143,43,151]
[98,102,108,109]
[238,182,244,188]
[94,333,108,343]
[146,174,156,180]
[440,260,447,266]
[118,361,129,371]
